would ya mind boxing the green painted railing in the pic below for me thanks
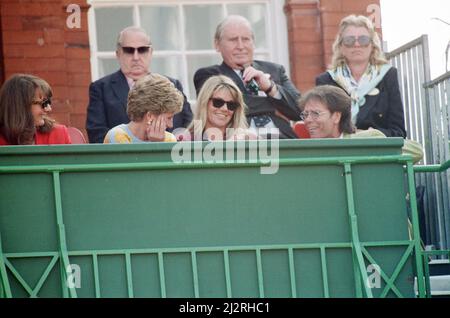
[0,141,445,298]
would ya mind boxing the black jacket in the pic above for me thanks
[86,70,193,143]
[194,60,302,139]
[316,67,406,138]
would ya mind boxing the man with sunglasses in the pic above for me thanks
[86,26,192,143]
[194,15,302,139]
[316,15,406,138]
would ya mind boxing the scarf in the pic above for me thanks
[328,63,392,124]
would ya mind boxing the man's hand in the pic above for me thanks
[241,66,273,92]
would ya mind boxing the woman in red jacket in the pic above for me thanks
[0,74,71,145]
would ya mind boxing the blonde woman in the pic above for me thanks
[181,75,253,141]
[104,73,183,143]
[316,15,406,137]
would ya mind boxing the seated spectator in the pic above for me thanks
[179,75,254,141]
[104,73,183,143]
[316,15,406,137]
[86,26,192,143]
[0,74,71,145]
[194,15,301,139]
[298,85,423,163]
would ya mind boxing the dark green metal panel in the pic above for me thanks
[0,139,424,297]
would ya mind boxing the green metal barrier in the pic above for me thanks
[0,139,427,297]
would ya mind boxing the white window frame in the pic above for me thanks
[87,0,290,101]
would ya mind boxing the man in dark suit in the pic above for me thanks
[194,15,301,139]
[86,27,192,143]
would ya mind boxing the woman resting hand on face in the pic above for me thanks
[104,73,183,144]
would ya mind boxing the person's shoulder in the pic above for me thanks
[43,124,71,144]
[194,64,221,76]
[104,124,131,144]
[164,131,177,142]
[344,129,386,139]
[383,65,398,79]
[316,71,332,82]
[253,59,283,70]
[91,70,124,86]
[162,75,183,88]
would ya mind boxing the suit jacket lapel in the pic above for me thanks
[111,70,129,111]
[220,62,247,93]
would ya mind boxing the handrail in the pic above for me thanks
[385,35,428,58]
[414,160,450,173]
[423,71,450,88]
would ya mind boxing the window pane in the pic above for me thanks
[98,58,120,78]
[95,7,134,52]
[187,54,222,99]
[151,56,182,81]
[184,5,223,50]
[140,6,180,51]
[254,53,270,61]
[227,4,267,49]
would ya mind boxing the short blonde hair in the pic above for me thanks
[188,75,248,136]
[330,15,387,69]
[127,73,183,121]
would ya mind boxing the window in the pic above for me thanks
[87,0,289,102]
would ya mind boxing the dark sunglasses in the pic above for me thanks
[121,46,151,55]
[341,35,371,47]
[210,98,239,111]
[32,98,51,109]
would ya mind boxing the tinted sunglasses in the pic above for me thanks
[210,98,239,111]
[341,35,371,47]
[32,98,52,109]
[121,46,151,55]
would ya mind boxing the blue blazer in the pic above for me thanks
[316,67,406,138]
[86,70,193,143]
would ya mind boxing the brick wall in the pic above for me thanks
[285,0,381,92]
[0,0,91,137]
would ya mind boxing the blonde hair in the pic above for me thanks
[188,75,248,137]
[127,73,183,121]
[330,15,387,69]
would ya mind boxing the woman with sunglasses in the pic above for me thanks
[180,75,252,141]
[0,74,71,145]
[316,15,406,138]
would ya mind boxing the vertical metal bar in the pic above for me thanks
[406,162,426,297]
[431,85,447,249]
[343,163,373,298]
[191,251,199,298]
[423,254,431,298]
[288,248,297,298]
[256,249,264,298]
[92,253,101,298]
[0,232,12,298]
[438,79,450,249]
[158,252,166,298]
[320,246,329,298]
[223,250,232,298]
[52,172,77,298]
[125,253,134,298]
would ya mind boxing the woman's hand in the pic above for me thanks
[146,115,166,142]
